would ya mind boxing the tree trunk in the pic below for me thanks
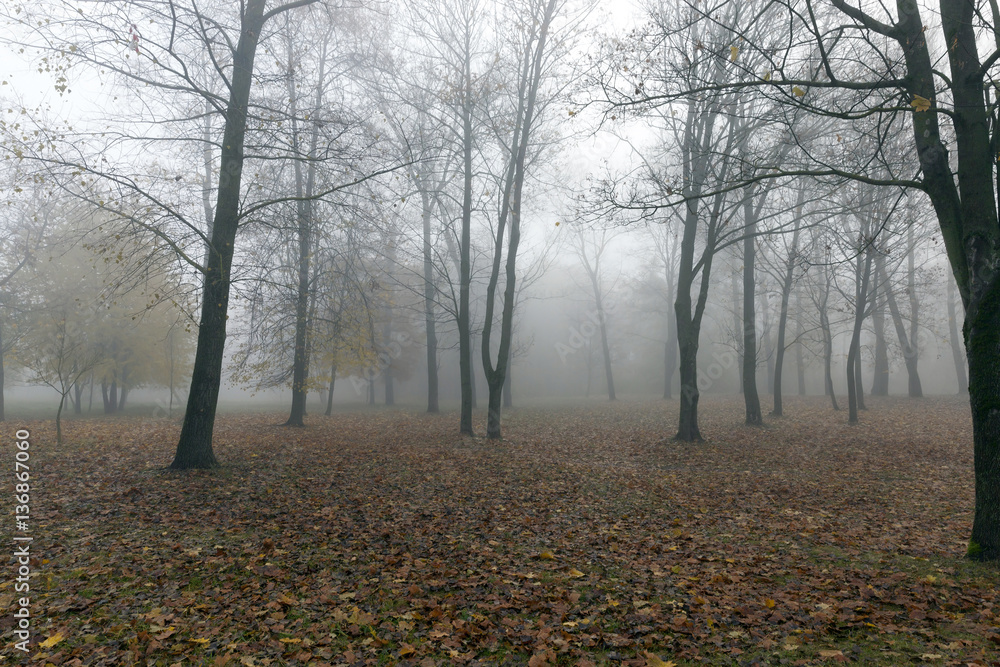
[101,381,110,414]
[383,304,395,407]
[481,0,558,439]
[730,265,744,394]
[73,382,83,415]
[585,340,593,398]
[675,316,702,441]
[284,35,324,428]
[457,55,475,436]
[470,332,478,408]
[108,380,118,415]
[795,286,806,396]
[56,392,66,445]
[664,263,677,399]
[421,189,440,413]
[325,362,337,416]
[0,316,5,422]
[847,253,872,424]
[771,212,801,416]
[854,350,866,410]
[819,267,839,411]
[905,226,923,397]
[173,0,271,469]
[947,274,968,394]
[883,265,923,398]
[966,279,1000,559]
[870,260,889,396]
[589,274,616,401]
[742,199,762,425]
[503,344,513,408]
[118,386,129,412]
[763,316,775,394]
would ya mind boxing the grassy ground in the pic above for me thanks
[2,395,997,666]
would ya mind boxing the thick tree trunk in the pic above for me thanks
[948,275,968,394]
[966,280,1000,559]
[118,386,128,412]
[742,203,762,425]
[173,0,271,469]
[675,317,702,441]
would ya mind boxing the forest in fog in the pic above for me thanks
[0,0,977,436]
[5,0,1000,663]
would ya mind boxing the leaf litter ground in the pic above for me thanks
[4,395,999,666]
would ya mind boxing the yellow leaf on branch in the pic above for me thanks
[911,94,931,112]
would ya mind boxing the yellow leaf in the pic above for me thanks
[190,638,211,644]
[539,550,556,560]
[911,95,931,112]
[763,71,771,81]
[792,86,806,97]
[568,568,585,578]
[764,598,777,608]
[729,46,739,62]
[399,643,417,657]
[643,651,677,667]
[39,633,64,648]
[278,637,300,644]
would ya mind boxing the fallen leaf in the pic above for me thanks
[643,650,677,667]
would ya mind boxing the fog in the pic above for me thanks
[0,0,975,436]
